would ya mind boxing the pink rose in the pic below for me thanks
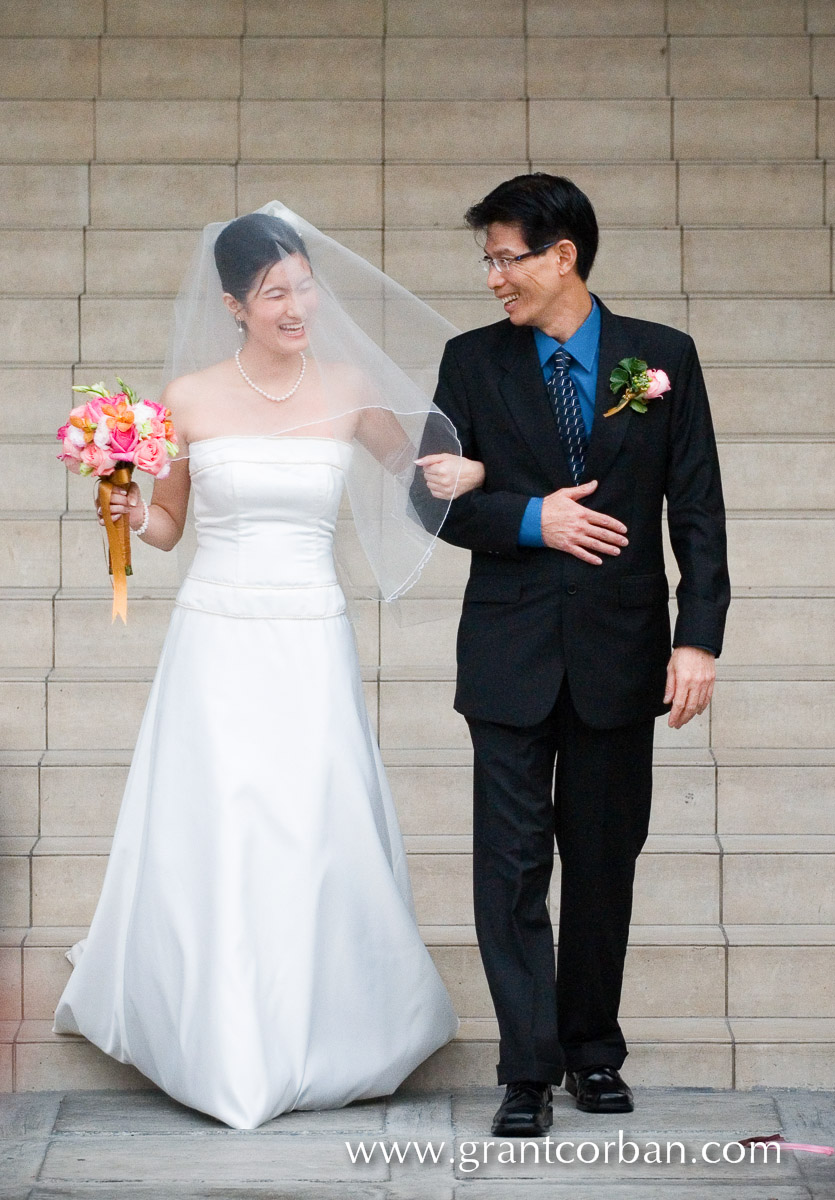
[58,436,84,474]
[56,422,69,442]
[135,436,170,477]
[645,368,671,399]
[147,417,167,438]
[109,424,139,460]
[80,442,116,476]
[83,398,105,423]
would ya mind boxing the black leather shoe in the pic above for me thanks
[491,1081,553,1137]
[564,1066,634,1113]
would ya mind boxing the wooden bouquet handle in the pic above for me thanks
[98,463,134,624]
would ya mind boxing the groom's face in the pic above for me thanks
[483,221,567,329]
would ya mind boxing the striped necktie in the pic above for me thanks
[547,347,588,485]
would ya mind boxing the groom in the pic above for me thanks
[424,175,729,1136]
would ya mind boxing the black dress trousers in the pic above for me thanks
[467,679,655,1085]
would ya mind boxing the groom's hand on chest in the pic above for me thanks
[540,479,629,566]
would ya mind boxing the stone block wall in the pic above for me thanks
[2,0,835,1092]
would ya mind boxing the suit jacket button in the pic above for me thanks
[566,584,577,596]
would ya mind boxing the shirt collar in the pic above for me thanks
[533,295,600,371]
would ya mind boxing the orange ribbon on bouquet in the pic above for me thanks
[97,463,134,624]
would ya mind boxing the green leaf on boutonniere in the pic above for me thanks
[629,399,648,413]
[621,357,647,375]
[609,366,631,393]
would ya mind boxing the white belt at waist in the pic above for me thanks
[175,575,347,620]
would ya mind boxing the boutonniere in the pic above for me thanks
[604,357,671,417]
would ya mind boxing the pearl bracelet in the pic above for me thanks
[134,499,150,538]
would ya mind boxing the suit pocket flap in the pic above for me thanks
[618,572,669,608]
[464,576,523,603]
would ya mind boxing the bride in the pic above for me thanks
[53,206,483,1130]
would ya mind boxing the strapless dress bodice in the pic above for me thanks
[175,436,353,619]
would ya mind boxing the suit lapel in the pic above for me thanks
[496,322,571,485]
[583,299,634,483]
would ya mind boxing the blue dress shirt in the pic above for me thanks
[518,298,601,547]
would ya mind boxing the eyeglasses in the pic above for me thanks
[480,241,558,275]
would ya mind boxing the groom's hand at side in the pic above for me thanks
[540,479,628,565]
[664,646,716,728]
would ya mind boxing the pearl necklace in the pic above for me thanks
[235,347,307,403]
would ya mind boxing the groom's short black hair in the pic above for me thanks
[465,173,599,281]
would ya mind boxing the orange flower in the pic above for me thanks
[102,399,136,433]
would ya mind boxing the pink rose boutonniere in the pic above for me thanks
[604,357,671,417]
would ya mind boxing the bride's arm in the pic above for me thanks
[96,457,190,552]
[354,403,485,498]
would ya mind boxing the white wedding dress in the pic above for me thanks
[53,435,458,1129]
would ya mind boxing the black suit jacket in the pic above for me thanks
[422,298,730,729]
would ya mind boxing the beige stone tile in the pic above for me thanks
[384,229,485,294]
[686,228,829,294]
[0,764,40,837]
[23,945,71,1019]
[84,231,198,297]
[530,100,671,161]
[0,854,30,926]
[80,297,171,363]
[391,0,522,34]
[95,100,238,163]
[384,164,528,229]
[409,853,471,925]
[388,765,471,836]
[425,296,498,334]
[670,36,811,97]
[105,0,243,35]
[47,678,150,750]
[0,101,94,162]
[591,229,681,295]
[724,853,835,923]
[674,99,816,159]
[0,0,103,35]
[706,367,835,434]
[0,230,83,297]
[0,299,78,364]
[100,38,240,100]
[0,1042,11,1088]
[380,599,458,668]
[240,100,382,161]
[0,599,53,670]
[54,596,172,669]
[59,517,182,589]
[817,100,835,156]
[624,1042,732,1087]
[90,164,235,229]
[810,0,835,34]
[649,765,715,834]
[813,36,835,94]
[243,38,381,100]
[680,162,824,226]
[247,0,382,36]
[384,101,526,163]
[728,517,835,586]
[380,681,469,750]
[604,296,688,329]
[719,765,835,834]
[631,851,720,924]
[622,945,726,1016]
[429,946,489,1016]
[40,763,127,837]
[528,37,668,99]
[0,166,88,230]
[0,946,21,1019]
[736,1042,835,1088]
[730,946,835,1015]
[0,682,46,751]
[532,163,678,227]
[653,707,710,750]
[668,0,805,33]
[719,441,835,509]
[722,597,835,664]
[713,680,835,748]
[0,521,60,589]
[385,38,524,101]
[238,164,381,228]
[0,38,98,100]
[15,1038,147,1090]
[0,442,66,509]
[527,0,665,35]
[690,298,835,362]
[32,852,106,926]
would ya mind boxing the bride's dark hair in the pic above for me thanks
[214,213,311,301]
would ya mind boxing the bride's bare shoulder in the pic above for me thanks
[160,360,236,413]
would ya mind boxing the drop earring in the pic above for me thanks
[236,319,246,338]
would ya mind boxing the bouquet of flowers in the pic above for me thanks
[57,379,179,622]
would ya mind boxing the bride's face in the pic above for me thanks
[238,254,318,356]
